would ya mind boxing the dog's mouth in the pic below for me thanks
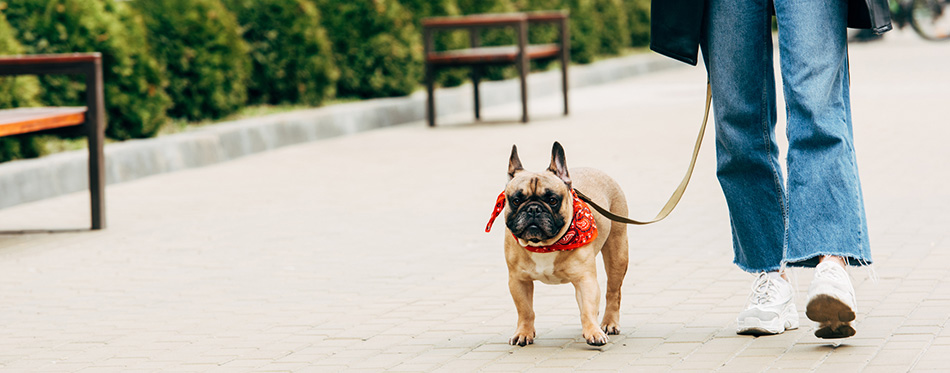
[525,225,543,243]
[517,224,551,244]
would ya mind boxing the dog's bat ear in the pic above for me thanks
[548,142,572,188]
[508,144,524,180]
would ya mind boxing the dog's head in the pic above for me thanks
[504,142,574,247]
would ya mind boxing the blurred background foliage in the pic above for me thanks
[129,0,250,121]
[224,0,338,106]
[314,0,422,98]
[0,11,42,161]
[0,0,650,162]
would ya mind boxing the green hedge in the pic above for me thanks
[514,0,561,43]
[517,0,631,63]
[3,0,172,140]
[515,0,599,64]
[592,0,630,56]
[457,0,518,49]
[623,0,650,47]
[0,12,40,109]
[131,0,250,121]
[401,0,469,87]
[0,11,42,162]
[315,0,422,98]
[0,0,652,164]
[458,0,518,80]
[514,0,564,71]
[223,0,338,106]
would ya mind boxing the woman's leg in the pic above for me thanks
[702,0,798,336]
[702,0,786,273]
[775,0,872,268]
[775,0,870,339]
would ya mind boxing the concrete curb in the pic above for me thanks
[0,53,684,210]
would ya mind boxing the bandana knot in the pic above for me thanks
[486,189,598,253]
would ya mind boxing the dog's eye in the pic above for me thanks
[547,196,559,205]
[510,196,524,205]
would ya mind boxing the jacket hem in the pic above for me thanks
[649,43,699,66]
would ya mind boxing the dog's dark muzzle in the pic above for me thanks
[507,202,564,242]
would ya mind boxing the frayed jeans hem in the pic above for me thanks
[734,260,783,274]
[784,253,872,269]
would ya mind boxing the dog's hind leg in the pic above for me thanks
[600,222,629,335]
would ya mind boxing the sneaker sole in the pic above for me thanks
[737,309,799,336]
[737,324,784,336]
[806,294,856,339]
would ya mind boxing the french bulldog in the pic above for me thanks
[488,142,629,346]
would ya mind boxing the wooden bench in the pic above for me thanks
[0,53,106,230]
[422,11,570,127]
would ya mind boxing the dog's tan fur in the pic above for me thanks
[503,143,629,346]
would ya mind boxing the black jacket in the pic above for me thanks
[650,0,893,66]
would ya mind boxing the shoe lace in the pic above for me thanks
[749,272,778,305]
[815,263,848,282]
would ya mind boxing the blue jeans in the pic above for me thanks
[701,0,872,272]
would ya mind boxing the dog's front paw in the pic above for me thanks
[509,329,535,346]
[584,328,609,346]
[601,322,621,335]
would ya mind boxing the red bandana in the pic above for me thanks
[485,190,598,253]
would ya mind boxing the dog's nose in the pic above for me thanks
[525,204,543,217]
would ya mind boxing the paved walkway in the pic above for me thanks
[1,31,948,372]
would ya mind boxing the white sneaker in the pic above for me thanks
[806,261,857,339]
[737,272,800,335]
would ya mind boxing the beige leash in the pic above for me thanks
[575,83,712,225]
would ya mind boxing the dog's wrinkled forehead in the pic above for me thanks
[507,172,569,197]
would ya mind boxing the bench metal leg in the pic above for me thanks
[424,28,437,127]
[426,63,436,127]
[560,17,570,116]
[561,62,569,116]
[469,30,482,121]
[560,53,569,116]
[85,59,106,229]
[518,63,528,123]
[517,20,529,123]
[472,67,481,120]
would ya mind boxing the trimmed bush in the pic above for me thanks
[592,0,629,56]
[457,0,518,80]
[0,134,41,163]
[401,0,469,87]
[0,12,40,110]
[223,0,338,106]
[3,0,172,140]
[513,0,561,43]
[519,0,630,63]
[456,0,517,16]
[131,0,250,121]
[513,0,565,71]
[315,0,422,98]
[457,0,518,49]
[561,0,600,64]
[623,0,650,47]
[0,11,42,163]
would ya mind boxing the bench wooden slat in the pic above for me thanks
[0,107,88,137]
[423,13,527,28]
[426,44,561,65]
[0,53,101,66]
